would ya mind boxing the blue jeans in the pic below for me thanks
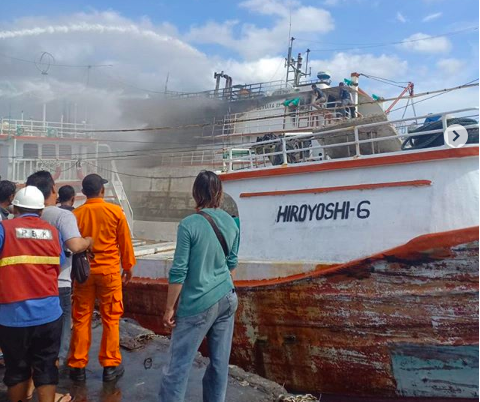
[59,286,72,364]
[158,289,238,402]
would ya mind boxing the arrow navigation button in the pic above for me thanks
[444,124,468,148]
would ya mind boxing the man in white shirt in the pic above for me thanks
[26,171,92,365]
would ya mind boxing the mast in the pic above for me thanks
[285,37,294,85]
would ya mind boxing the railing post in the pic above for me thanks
[441,112,448,148]
[229,149,233,171]
[354,127,360,156]
[281,138,288,165]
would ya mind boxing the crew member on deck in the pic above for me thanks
[311,84,326,110]
[339,82,356,119]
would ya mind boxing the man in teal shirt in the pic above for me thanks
[159,171,240,402]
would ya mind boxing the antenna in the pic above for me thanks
[304,49,311,77]
[35,52,55,130]
[285,7,293,85]
[285,37,295,85]
[164,72,170,94]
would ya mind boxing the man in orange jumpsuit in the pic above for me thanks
[68,174,136,383]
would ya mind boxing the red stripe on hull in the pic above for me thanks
[240,179,432,198]
[123,227,479,396]
[220,147,479,182]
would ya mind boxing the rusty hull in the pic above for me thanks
[123,243,479,398]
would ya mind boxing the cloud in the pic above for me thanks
[0,7,474,133]
[239,0,295,17]
[310,52,408,82]
[436,58,465,74]
[399,32,451,53]
[186,0,334,59]
[422,12,442,22]
[396,12,407,23]
[216,57,286,84]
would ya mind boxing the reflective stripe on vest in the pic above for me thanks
[0,216,61,304]
[0,255,60,267]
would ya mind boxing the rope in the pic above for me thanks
[277,394,320,401]
[85,161,197,180]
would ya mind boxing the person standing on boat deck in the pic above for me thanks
[339,82,356,118]
[311,84,326,110]
[0,180,16,221]
[26,171,93,367]
[158,170,240,402]
[0,186,72,402]
[68,173,136,383]
[57,185,76,211]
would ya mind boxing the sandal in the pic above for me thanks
[55,393,75,402]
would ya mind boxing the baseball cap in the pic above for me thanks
[82,174,108,196]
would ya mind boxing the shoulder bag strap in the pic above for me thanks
[197,211,229,257]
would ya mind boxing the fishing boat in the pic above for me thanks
[120,41,479,398]
[0,117,133,227]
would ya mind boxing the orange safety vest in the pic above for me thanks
[0,216,61,304]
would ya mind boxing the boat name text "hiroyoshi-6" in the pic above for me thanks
[276,201,371,223]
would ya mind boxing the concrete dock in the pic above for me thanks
[1,318,475,401]
[0,318,288,402]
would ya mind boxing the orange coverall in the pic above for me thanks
[68,198,136,368]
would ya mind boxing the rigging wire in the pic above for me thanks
[85,161,197,179]
[0,52,113,68]
[388,78,479,114]
[76,82,478,134]
[95,69,166,94]
[298,26,478,52]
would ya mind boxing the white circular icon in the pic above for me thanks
[444,124,468,148]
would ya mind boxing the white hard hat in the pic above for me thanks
[12,186,45,210]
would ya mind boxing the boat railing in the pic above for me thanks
[221,108,479,172]
[12,158,97,183]
[1,118,93,139]
[218,102,353,140]
[164,80,293,102]
[153,149,224,166]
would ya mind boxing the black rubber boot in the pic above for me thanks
[103,364,125,382]
[69,367,86,382]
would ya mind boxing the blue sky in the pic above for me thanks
[0,0,478,121]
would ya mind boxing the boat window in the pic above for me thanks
[59,145,72,159]
[42,144,57,159]
[23,143,38,158]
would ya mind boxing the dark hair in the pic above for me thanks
[82,174,107,197]
[192,171,223,210]
[58,185,75,203]
[0,180,16,203]
[15,206,41,214]
[26,171,55,200]
[311,84,317,88]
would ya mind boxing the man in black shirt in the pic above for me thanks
[57,185,76,211]
[0,180,16,221]
[311,84,326,110]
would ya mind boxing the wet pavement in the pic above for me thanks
[1,319,475,401]
[0,318,285,402]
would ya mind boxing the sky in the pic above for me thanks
[0,0,478,125]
